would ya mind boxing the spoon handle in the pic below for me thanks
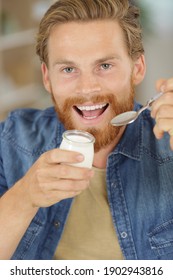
[137,92,163,116]
[147,92,163,107]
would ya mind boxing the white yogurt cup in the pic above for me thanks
[59,130,95,168]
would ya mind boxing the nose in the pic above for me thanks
[76,72,101,95]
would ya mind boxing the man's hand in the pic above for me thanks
[19,149,94,208]
[151,77,173,149]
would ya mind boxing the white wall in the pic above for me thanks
[135,0,173,104]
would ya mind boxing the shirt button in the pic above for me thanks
[54,221,61,228]
[121,232,127,239]
[111,182,116,188]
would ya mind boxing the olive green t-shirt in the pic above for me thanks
[54,167,123,260]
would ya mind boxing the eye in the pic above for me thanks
[101,63,112,70]
[63,67,74,73]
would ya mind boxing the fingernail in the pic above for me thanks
[76,154,84,162]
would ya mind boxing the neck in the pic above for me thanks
[93,126,125,169]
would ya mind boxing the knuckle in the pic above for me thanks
[47,150,55,162]
[40,151,48,161]
[44,149,58,163]
[35,168,43,182]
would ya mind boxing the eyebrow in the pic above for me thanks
[53,55,121,67]
[94,55,121,64]
[53,59,76,67]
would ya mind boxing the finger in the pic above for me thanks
[52,179,90,192]
[153,125,164,140]
[42,148,84,165]
[38,164,94,181]
[153,118,173,138]
[163,78,173,93]
[156,78,167,92]
[40,178,90,193]
[155,104,173,121]
[156,78,173,93]
[38,179,90,207]
[57,164,94,180]
[151,92,173,118]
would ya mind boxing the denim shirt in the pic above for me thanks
[1,104,173,260]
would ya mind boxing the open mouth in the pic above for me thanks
[73,103,109,120]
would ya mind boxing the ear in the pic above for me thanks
[41,62,51,93]
[132,54,146,85]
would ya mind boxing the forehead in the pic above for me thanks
[47,20,129,64]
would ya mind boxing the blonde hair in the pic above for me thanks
[36,0,144,65]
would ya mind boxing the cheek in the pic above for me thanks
[103,69,132,93]
[48,82,65,108]
[109,82,132,103]
[50,79,69,100]
[51,76,77,101]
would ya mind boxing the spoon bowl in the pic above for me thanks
[111,111,138,126]
[111,92,163,127]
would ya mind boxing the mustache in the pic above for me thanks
[63,93,117,108]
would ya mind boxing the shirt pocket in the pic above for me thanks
[148,219,173,258]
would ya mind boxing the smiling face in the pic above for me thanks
[42,20,145,152]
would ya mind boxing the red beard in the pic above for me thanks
[52,86,135,152]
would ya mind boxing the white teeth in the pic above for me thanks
[76,103,107,111]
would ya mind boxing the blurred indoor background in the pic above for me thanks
[0,0,173,121]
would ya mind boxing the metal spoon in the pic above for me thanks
[111,92,163,126]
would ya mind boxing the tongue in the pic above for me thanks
[82,108,104,118]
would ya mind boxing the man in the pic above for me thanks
[0,0,173,260]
